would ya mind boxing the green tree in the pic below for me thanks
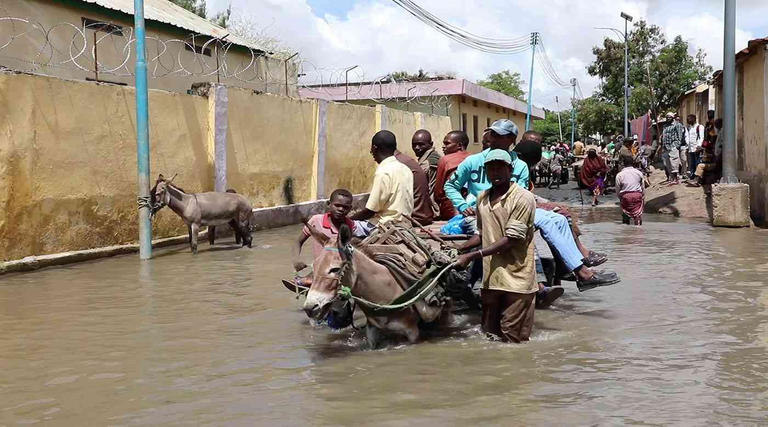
[387,69,455,81]
[587,20,712,128]
[533,110,571,144]
[575,96,623,138]
[210,4,231,28]
[171,0,207,18]
[477,70,525,99]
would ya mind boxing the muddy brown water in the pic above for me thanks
[2,213,767,425]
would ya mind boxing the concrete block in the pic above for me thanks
[712,183,751,227]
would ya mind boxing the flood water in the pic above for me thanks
[2,213,767,425]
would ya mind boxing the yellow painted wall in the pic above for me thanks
[324,102,377,194]
[226,89,316,207]
[420,112,455,155]
[450,96,528,153]
[0,72,210,261]
[386,108,419,158]
[0,0,295,96]
[735,48,768,224]
[0,72,455,260]
[740,49,766,173]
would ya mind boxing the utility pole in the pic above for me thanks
[134,0,151,260]
[721,0,737,183]
[570,78,577,149]
[525,32,539,131]
[555,96,563,141]
[344,65,358,102]
[621,12,633,138]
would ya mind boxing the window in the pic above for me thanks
[495,107,499,113]
[472,100,477,107]
[486,117,491,128]
[82,17,124,35]
[472,115,478,143]
[461,96,466,103]
[461,113,467,132]
[185,42,212,56]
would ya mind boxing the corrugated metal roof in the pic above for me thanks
[80,0,269,52]
[299,79,545,119]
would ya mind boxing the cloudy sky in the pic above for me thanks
[208,0,763,109]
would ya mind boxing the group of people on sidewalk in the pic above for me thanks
[659,110,723,187]
[294,120,620,345]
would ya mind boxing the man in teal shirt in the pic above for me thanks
[444,119,528,216]
[446,122,620,292]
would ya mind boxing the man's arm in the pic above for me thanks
[349,208,376,221]
[513,161,530,189]
[352,171,389,221]
[456,235,514,268]
[444,159,474,215]
[292,232,310,271]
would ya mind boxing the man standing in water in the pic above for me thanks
[456,149,537,343]
[615,156,646,225]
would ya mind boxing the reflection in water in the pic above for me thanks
[1,215,767,425]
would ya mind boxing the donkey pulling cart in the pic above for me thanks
[283,216,560,347]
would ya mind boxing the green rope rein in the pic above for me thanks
[337,262,456,314]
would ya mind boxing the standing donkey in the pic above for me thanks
[151,174,253,254]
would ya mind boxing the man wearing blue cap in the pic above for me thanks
[455,149,537,342]
[444,119,529,216]
[446,122,619,292]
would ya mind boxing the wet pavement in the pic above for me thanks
[1,212,767,425]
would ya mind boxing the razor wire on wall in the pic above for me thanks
[0,16,454,112]
[0,16,293,92]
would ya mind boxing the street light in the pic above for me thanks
[344,65,358,102]
[620,12,633,138]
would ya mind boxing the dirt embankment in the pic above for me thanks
[536,167,713,221]
[643,168,712,220]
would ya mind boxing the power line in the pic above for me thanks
[390,0,532,54]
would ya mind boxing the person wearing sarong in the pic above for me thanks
[580,148,608,206]
[615,156,646,225]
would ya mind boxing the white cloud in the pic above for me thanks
[207,0,758,109]
[661,12,754,69]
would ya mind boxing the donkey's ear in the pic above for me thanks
[338,224,352,248]
[157,173,165,181]
[302,218,329,245]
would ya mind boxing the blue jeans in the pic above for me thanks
[534,208,584,272]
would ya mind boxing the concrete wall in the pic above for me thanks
[735,47,768,224]
[324,102,377,195]
[451,96,529,153]
[0,0,297,96]
[226,89,316,206]
[0,72,210,261]
[0,72,452,261]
